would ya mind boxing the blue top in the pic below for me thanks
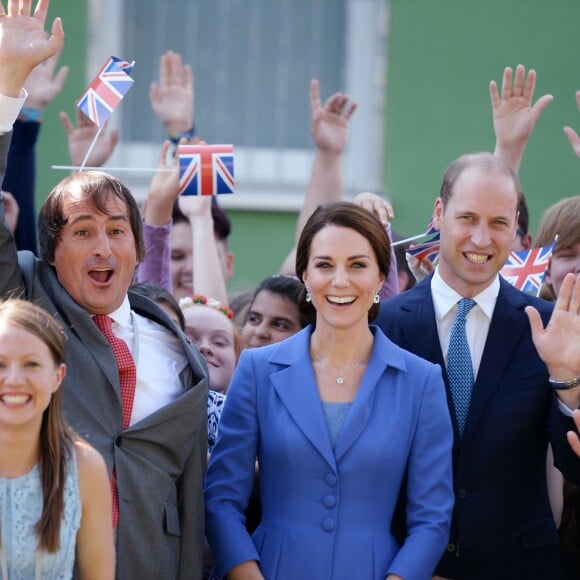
[0,450,82,579]
[321,401,352,448]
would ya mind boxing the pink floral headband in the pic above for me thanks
[179,294,234,320]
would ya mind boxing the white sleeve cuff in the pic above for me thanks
[557,398,576,417]
[0,89,28,134]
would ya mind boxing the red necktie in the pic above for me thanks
[93,314,137,528]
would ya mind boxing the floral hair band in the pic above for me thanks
[179,294,234,320]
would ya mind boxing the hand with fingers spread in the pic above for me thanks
[310,78,357,154]
[150,50,194,136]
[23,48,68,111]
[59,109,118,167]
[0,0,65,97]
[526,272,580,409]
[563,91,580,159]
[491,64,553,172]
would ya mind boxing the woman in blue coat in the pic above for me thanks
[205,202,454,580]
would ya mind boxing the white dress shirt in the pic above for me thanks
[431,268,500,379]
[105,297,188,426]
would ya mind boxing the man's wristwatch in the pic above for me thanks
[549,375,580,390]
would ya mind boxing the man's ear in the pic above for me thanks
[433,198,444,230]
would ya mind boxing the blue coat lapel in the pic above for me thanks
[269,328,337,470]
[269,327,407,468]
[334,328,406,462]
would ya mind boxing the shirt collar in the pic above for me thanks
[431,268,500,321]
[96,296,132,328]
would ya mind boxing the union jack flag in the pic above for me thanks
[500,242,556,293]
[77,56,135,127]
[178,144,235,196]
[405,218,441,264]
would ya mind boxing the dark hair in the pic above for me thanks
[0,299,73,553]
[391,229,416,291]
[439,152,521,209]
[295,201,390,325]
[38,170,146,264]
[517,194,530,236]
[130,281,186,330]
[246,275,308,328]
[172,200,231,241]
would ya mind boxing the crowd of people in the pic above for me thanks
[0,1,578,579]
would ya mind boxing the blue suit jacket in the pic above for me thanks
[375,275,580,577]
[205,326,454,580]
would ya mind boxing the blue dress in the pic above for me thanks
[0,451,82,579]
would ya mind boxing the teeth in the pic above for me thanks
[465,253,488,264]
[328,296,356,304]
[1,394,29,404]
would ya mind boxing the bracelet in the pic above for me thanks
[17,106,43,123]
[549,375,580,390]
[168,124,196,144]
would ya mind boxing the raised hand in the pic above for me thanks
[149,50,194,135]
[310,78,357,154]
[526,272,580,409]
[0,0,65,96]
[144,140,180,226]
[563,90,580,158]
[490,64,553,172]
[59,109,118,167]
[352,191,394,227]
[23,48,68,110]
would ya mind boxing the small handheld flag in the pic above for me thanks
[77,56,135,127]
[178,144,235,196]
[500,240,556,294]
[405,218,441,264]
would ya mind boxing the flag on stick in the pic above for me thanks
[77,56,135,127]
[178,144,235,195]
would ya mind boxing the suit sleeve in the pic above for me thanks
[0,131,25,295]
[204,349,262,576]
[388,364,455,580]
[177,375,209,580]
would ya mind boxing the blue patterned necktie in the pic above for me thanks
[447,298,476,437]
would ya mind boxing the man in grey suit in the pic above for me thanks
[0,3,208,578]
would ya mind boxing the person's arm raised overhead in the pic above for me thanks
[279,79,357,274]
[491,64,553,173]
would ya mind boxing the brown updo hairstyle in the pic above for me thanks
[295,201,391,326]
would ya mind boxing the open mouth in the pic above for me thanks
[89,268,113,284]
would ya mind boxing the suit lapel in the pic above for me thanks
[270,329,337,470]
[334,329,405,462]
[398,278,446,370]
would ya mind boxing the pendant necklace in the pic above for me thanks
[317,358,365,385]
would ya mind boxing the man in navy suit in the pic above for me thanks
[376,152,580,579]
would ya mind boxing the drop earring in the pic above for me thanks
[373,292,380,304]
[305,290,312,303]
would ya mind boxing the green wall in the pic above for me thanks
[36,1,87,210]
[227,210,297,293]
[385,0,580,239]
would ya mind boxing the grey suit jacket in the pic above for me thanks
[0,132,209,579]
